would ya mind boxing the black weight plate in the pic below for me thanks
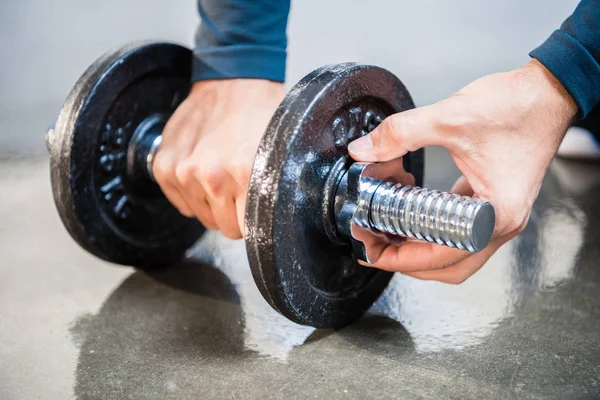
[49,42,204,267]
[246,63,424,328]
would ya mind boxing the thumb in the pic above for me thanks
[348,104,447,162]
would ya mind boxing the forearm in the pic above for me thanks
[530,0,600,118]
[194,0,290,83]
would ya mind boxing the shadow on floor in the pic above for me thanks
[68,257,419,398]
[71,260,245,398]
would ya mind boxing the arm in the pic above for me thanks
[194,0,290,82]
[530,0,600,118]
[153,0,290,239]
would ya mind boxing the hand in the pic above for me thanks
[348,59,578,284]
[153,79,285,239]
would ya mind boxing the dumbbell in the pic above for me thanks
[47,42,495,328]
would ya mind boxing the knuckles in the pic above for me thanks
[172,156,252,196]
[200,162,229,195]
[170,158,225,195]
[152,155,175,186]
[229,160,252,185]
[174,162,197,190]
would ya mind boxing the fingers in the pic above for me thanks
[153,101,202,217]
[450,175,475,197]
[351,226,402,264]
[173,161,218,230]
[235,191,247,238]
[367,157,416,186]
[155,178,195,218]
[176,155,243,239]
[228,153,253,238]
[198,158,244,239]
[348,104,449,162]
[402,241,500,284]
[357,231,502,284]
[150,79,281,241]
[367,240,471,273]
[206,193,242,239]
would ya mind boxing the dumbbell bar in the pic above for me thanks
[48,42,494,328]
[335,162,494,263]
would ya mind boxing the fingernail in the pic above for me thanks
[348,135,372,155]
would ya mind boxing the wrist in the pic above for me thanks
[191,78,283,90]
[190,79,284,100]
[520,59,578,124]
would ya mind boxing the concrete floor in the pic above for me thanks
[2,0,599,399]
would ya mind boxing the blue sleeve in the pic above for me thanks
[193,0,290,83]
[530,0,600,118]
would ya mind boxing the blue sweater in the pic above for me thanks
[194,0,290,82]
[194,0,600,119]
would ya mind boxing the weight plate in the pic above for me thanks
[246,63,424,328]
[49,42,205,267]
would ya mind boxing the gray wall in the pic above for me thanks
[0,0,579,157]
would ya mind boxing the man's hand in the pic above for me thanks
[348,59,578,284]
[153,79,284,239]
